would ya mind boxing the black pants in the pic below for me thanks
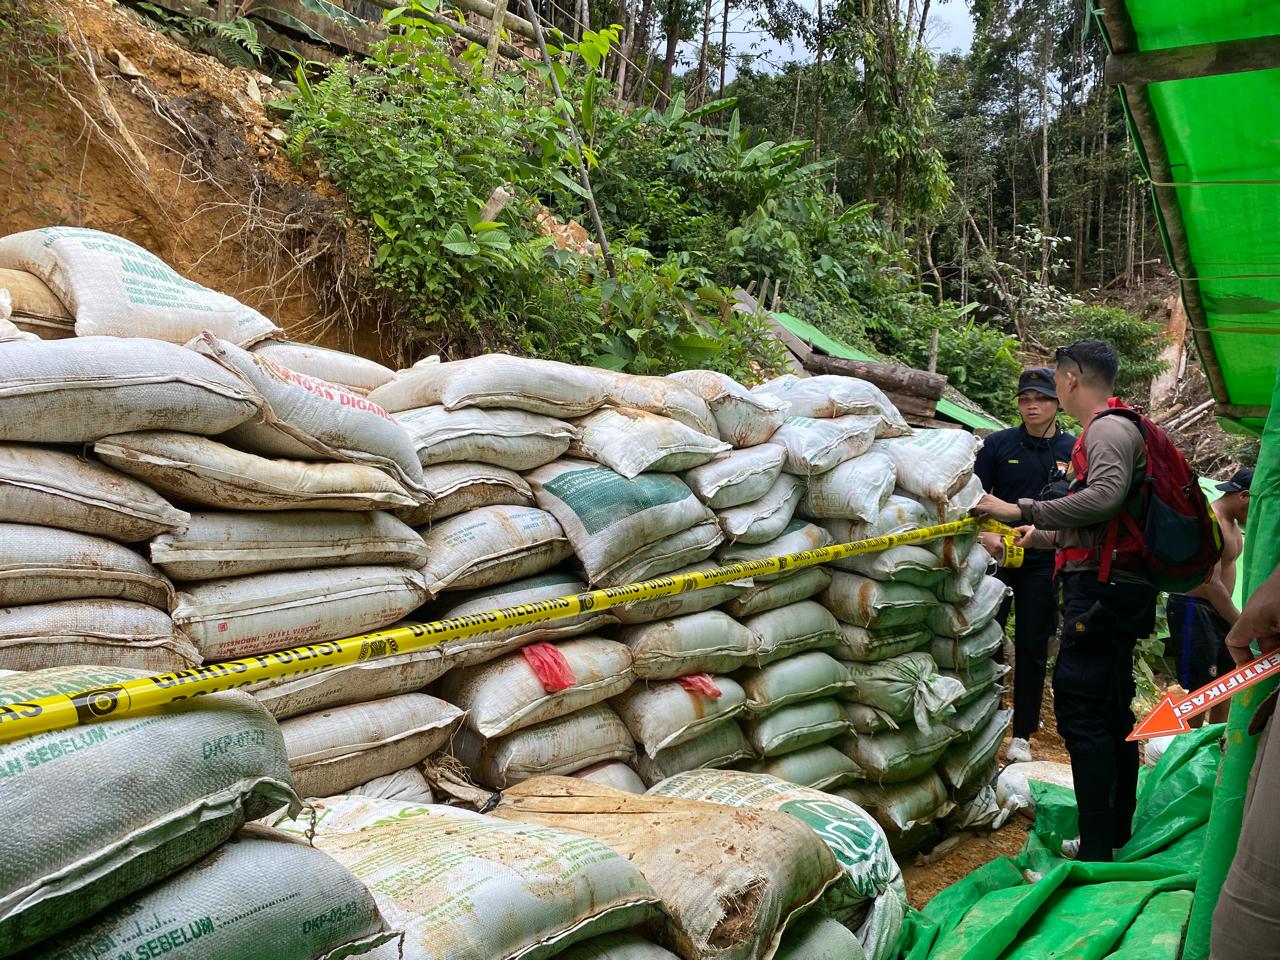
[1053,572,1157,862]
[995,564,1057,739]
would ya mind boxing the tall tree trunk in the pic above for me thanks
[615,0,634,102]
[659,3,680,106]
[717,0,730,99]
[1098,92,1108,286]
[629,0,656,100]
[814,0,825,158]
[695,0,712,104]
[1038,25,1051,282]
[790,67,802,137]
[1125,173,1136,286]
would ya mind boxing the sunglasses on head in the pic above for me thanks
[1054,346,1077,365]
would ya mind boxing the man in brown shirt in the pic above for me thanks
[976,339,1157,861]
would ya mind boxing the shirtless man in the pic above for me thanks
[1165,467,1252,724]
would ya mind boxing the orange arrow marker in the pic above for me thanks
[1129,648,1280,741]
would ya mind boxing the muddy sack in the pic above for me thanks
[571,407,729,478]
[418,505,571,593]
[684,445,785,509]
[250,339,396,395]
[396,462,533,525]
[0,599,199,673]
[395,405,576,470]
[666,370,788,447]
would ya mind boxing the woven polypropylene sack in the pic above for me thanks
[774,914,867,960]
[724,567,831,618]
[151,509,425,580]
[836,772,954,834]
[250,339,396,395]
[0,337,261,443]
[347,766,435,804]
[716,473,806,544]
[593,371,717,435]
[454,703,637,788]
[395,405,576,470]
[595,519,724,588]
[611,562,750,624]
[738,651,854,717]
[946,688,1001,741]
[928,575,1008,638]
[740,698,849,757]
[195,334,426,493]
[799,451,896,522]
[822,571,937,630]
[572,760,648,794]
[0,599,199,673]
[0,443,188,542]
[838,545,947,590]
[430,570,619,667]
[837,723,960,784]
[634,722,754,787]
[842,652,964,729]
[942,659,1010,708]
[438,637,634,738]
[418,505,571,593]
[0,227,280,344]
[751,374,910,439]
[0,523,173,608]
[369,353,608,418]
[770,416,879,477]
[31,825,398,960]
[276,795,663,960]
[0,666,296,955]
[716,519,833,582]
[571,407,729,478]
[876,431,980,502]
[683,444,784,509]
[396,461,533,525]
[938,708,1012,793]
[666,370,788,447]
[280,693,464,799]
[556,933,682,960]
[619,611,757,679]
[832,624,931,663]
[843,702,900,735]
[995,760,1073,820]
[939,542,993,603]
[528,460,712,584]
[611,676,747,755]
[172,565,430,660]
[931,620,1004,670]
[743,743,864,790]
[94,431,417,512]
[743,600,841,666]
[493,777,840,960]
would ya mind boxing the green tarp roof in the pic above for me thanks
[771,312,1006,432]
[1097,1,1280,436]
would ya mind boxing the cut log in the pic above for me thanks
[1149,294,1187,411]
[884,392,938,421]
[804,353,947,401]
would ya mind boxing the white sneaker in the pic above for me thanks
[1007,737,1033,763]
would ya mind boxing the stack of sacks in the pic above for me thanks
[0,666,402,959]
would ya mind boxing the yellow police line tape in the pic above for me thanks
[0,517,1021,744]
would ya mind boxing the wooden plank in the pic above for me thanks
[764,315,813,366]
[253,0,382,56]
[885,391,937,420]
[1106,34,1280,87]
[804,353,947,401]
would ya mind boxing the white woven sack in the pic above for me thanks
[666,370,788,447]
[876,430,981,501]
[949,784,1013,831]
[0,227,280,344]
[368,353,608,418]
[635,723,753,786]
[996,760,1074,820]
[939,709,1012,792]
[840,545,947,590]
[0,523,173,608]
[395,405,576,470]
[725,567,830,618]
[837,771,953,833]
[395,461,533,526]
[776,915,868,960]
[770,416,879,476]
[172,565,430,660]
[431,570,618,667]
[619,610,757,679]
[716,472,806,544]
[927,530,981,572]
[800,451,896,522]
[528,460,712,584]
[946,688,1001,741]
[280,693,464,798]
[596,519,723,588]
[42,826,397,960]
[740,698,849,756]
[250,339,396,395]
[557,933,682,960]
[573,761,648,794]
[843,652,965,730]
[612,562,751,624]
[593,370,717,435]
[0,599,199,673]
[345,767,436,803]
[928,575,1009,637]
[276,796,663,960]
[822,571,937,630]
[0,265,74,338]
[612,676,747,755]
[943,659,1011,708]
[819,494,929,546]
[571,407,729,478]
[438,637,634,738]
[0,336,261,443]
[151,510,425,580]
[0,443,187,542]
[0,666,295,955]
[455,703,637,787]
[837,723,960,784]
[95,432,417,511]
[683,444,784,509]
[743,599,841,666]
[418,504,571,593]
[833,624,931,663]
[195,334,426,493]
[939,542,994,603]
[716,520,833,582]
[0,311,35,342]
[752,374,911,438]
[744,742,864,790]
[739,651,854,717]
[931,620,1004,670]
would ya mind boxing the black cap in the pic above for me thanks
[1017,367,1057,400]
[1217,468,1255,493]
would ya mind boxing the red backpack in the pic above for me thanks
[1058,399,1222,591]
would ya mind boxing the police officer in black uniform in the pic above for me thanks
[974,367,1076,762]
